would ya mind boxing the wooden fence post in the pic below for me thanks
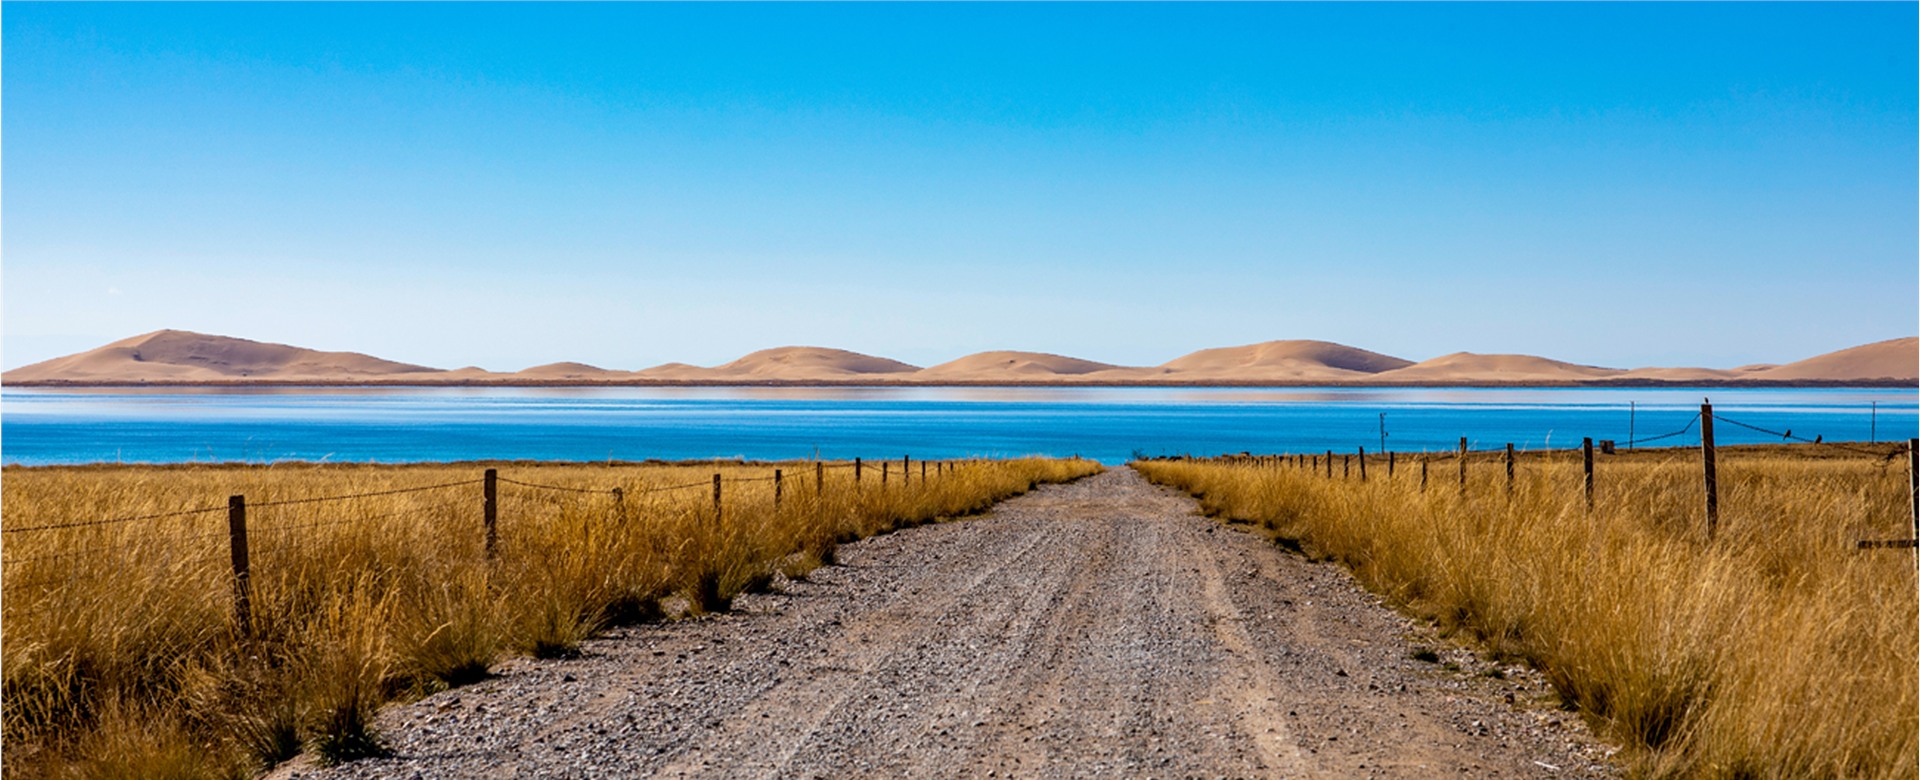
[1420,456,1429,492]
[713,474,723,522]
[228,495,252,637]
[1505,443,1515,496]
[1326,450,1334,479]
[611,487,625,521]
[1458,437,1468,494]
[483,468,498,559]
[921,460,927,483]
[1357,447,1367,482]
[903,455,911,486]
[1342,454,1350,479]
[1388,450,1395,478]
[882,462,889,486]
[774,469,783,508]
[1582,437,1594,511]
[816,461,825,496]
[1701,401,1718,540]
[1907,438,1918,569]
[855,457,863,483]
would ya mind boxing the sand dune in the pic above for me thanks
[1748,337,1918,382]
[1159,340,1413,381]
[1372,353,1622,383]
[635,347,920,382]
[6,330,1912,386]
[915,351,1123,381]
[2,329,438,383]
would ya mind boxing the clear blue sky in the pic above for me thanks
[5,2,1915,371]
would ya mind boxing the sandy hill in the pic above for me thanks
[1372,352,1622,383]
[1159,340,1413,381]
[637,347,920,382]
[1748,337,1918,382]
[2,330,438,383]
[510,362,631,381]
[915,351,1124,381]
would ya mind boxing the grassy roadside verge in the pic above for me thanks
[1135,446,1915,778]
[3,456,1102,778]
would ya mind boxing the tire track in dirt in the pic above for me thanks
[294,468,1619,779]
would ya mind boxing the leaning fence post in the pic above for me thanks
[228,495,252,637]
[1701,401,1719,540]
[483,468,498,559]
[713,474,723,522]
[774,469,783,508]
[1505,443,1515,496]
[1357,447,1367,482]
[1582,437,1594,511]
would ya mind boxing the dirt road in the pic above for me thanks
[298,468,1617,778]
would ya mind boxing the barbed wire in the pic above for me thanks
[2,504,229,536]
[249,478,482,508]
[1709,413,1898,459]
[497,476,615,495]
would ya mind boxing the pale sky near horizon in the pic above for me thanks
[5,2,1916,372]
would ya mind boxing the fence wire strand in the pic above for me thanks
[1709,413,1898,459]
[3,504,229,536]
[249,478,482,508]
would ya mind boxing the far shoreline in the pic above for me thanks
[5,378,1916,389]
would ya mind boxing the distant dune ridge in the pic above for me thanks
[5,330,1914,386]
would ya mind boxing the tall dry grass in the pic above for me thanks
[2,456,1101,778]
[1136,445,1917,779]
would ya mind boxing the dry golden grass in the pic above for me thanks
[1,456,1101,778]
[1135,444,1917,778]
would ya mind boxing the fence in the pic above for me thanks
[0,456,980,636]
[1175,400,1920,560]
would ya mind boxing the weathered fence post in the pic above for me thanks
[855,457,863,483]
[816,461,825,496]
[1343,454,1350,479]
[1908,438,1918,569]
[1357,447,1367,482]
[713,474,723,522]
[228,495,252,637]
[1388,450,1395,478]
[882,462,889,486]
[903,455,911,486]
[1458,437,1468,494]
[611,486,625,521]
[1420,456,1429,492]
[483,468,498,559]
[774,469,783,508]
[1701,401,1719,540]
[1505,443,1515,496]
[921,460,927,483]
[1582,437,1594,511]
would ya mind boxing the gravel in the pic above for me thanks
[283,467,1620,779]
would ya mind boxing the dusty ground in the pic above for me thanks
[290,468,1619,779]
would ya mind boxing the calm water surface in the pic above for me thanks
[2,386,1914,466]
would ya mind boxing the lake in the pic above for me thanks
[2,386,1914,466]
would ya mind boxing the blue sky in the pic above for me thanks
[5,2,1915,371]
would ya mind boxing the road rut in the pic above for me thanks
[298,468,1618,778]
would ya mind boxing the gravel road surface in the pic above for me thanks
[290,468,1619,779]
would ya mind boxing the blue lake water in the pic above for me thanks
[2,386,1915,466]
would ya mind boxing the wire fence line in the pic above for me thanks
[4,459,947,545]
[1708,412,1897,460]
